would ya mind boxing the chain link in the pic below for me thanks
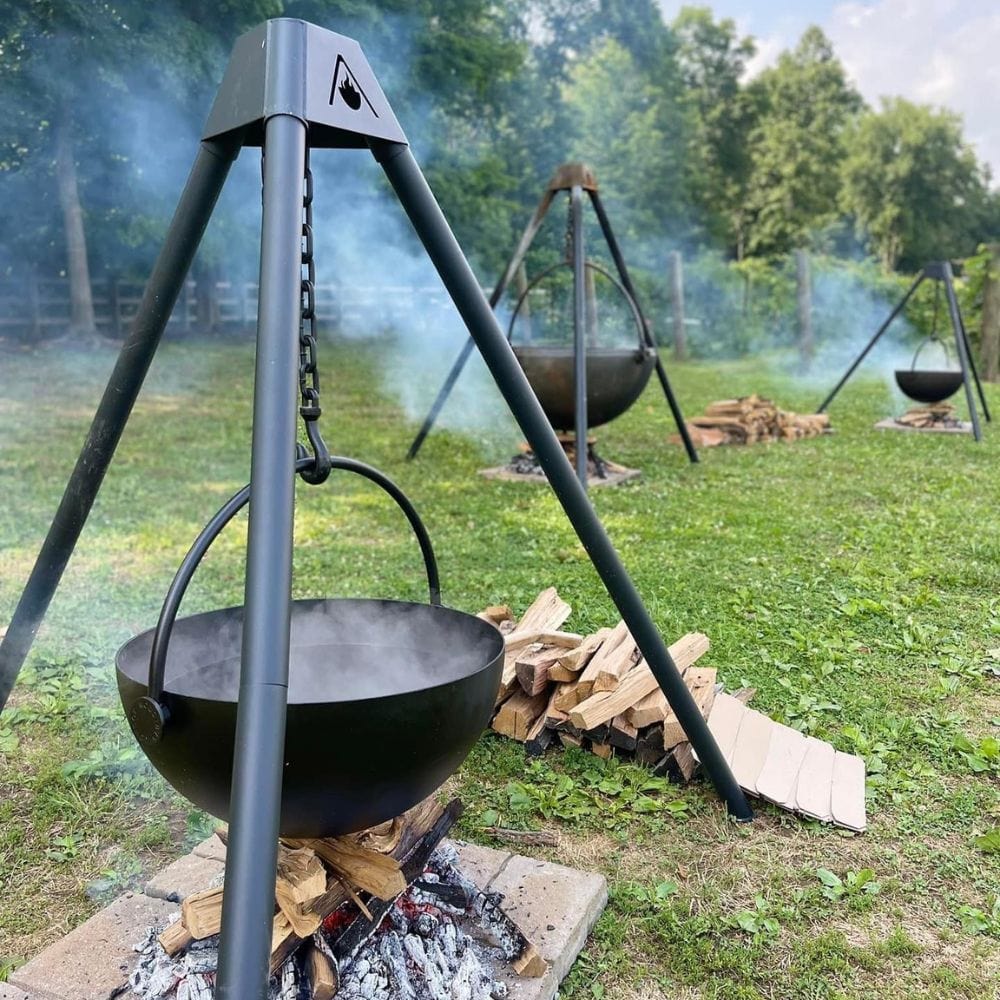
[563,194,574,265]
[297,147,331,483]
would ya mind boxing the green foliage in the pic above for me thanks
[505,754,690,829]
[742,27,863,257]
[815,868,881,906]
[841,98,997,271]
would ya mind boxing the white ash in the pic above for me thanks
[127,845,512,1000]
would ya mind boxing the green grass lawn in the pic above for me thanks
[1,336,998,999]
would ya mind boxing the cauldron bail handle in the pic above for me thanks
[505,259,647,353]
[139,454,441,731]
[909,335,954,372]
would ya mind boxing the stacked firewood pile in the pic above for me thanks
[672,395,831,447]
[894,402,963,428]
[141,797,545,1000]
[482,589,730,780]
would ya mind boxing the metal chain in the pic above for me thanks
[297,146,331,484]
[563,194,574,265]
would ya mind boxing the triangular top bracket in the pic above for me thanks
[203,19,407,149]
[547,162,599,194]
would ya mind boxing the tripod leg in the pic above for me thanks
[213,114,305,1000]
[955,298,992,422]
[571,185,588,487]
[943,268,983,442]
[373,140,752,821]
[817,273,924,413]
[405,191,557,459]
[0,135,240,715]
[588,191,699,463]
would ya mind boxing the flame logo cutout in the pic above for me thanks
[329,54,379,118]
[338,77,362,111]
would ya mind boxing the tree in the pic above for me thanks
[671,6,757,254]
[742,27,862,258]
[840,98,994,271]
[561,37,691,254]
[0,0,281,338]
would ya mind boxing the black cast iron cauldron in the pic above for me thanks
[116,457,503,838]
[511,345,656,430]
[894,337,963,404]
[507,261,656,431]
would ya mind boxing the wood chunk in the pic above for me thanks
[542,686,570,729]
[625,686,669,728]
[158,919,194,957]
[273,846,328,938]
[181,886,224,940]
[830,751,867,832]
[569,632,710,731]
[492,688,549,741]
[308,945,338,1000]
[282,835,406,901]
[547,662,581,683]
[514,587,571,635]
[591,742,613,759]
[634,724,665,766]
[558,730,584,749]
[276,846,327,904]
[793,736,836,822]
[755,724,809,808]
[577,620,632,697]
[505,629,582,652]
[552,678,589,712]
[477,604,513,625]
[729,709,774,795]
[673,742,698,781]
[608,714,638,752]
[524,709,554,756]
[661,668,717,748]
[556,628,611,673]
[515,644,560,696]
[271,798,460,974]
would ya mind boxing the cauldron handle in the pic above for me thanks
[909,335,953,372]
[141,455,441,719]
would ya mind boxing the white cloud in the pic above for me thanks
[826,0,1000,182]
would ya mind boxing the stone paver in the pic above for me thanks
[143,853,224,903]
[452,840,512,888]
[191,834,226,863]
[491,853,608,1000]
[8,893,175,1000]
[0,983,49,1000]
[12,839,606,1000]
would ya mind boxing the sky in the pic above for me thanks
[657,0,1000,182]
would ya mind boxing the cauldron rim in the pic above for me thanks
[513,344,654,359]
[115,596,504,706]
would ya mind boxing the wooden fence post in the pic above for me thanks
[28,267,42,342]
[980,242,1000,382]
[669,250,686,361]
[795,249,814,370]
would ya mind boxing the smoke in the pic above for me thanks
[119,598,503,703]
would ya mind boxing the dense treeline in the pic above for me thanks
[1,0,998,342]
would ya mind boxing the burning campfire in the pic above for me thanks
[482,435,640,488]
[128,798,544,1000]
[883,402,968,431]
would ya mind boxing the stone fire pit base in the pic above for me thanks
[4,837,607,1000]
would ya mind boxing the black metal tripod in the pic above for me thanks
[817,261,991,440]
[0,20,749,1000]
[405,163,700,479]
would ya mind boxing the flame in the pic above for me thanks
[338,77,362,111]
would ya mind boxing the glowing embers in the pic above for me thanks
[132,800,546,1000]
